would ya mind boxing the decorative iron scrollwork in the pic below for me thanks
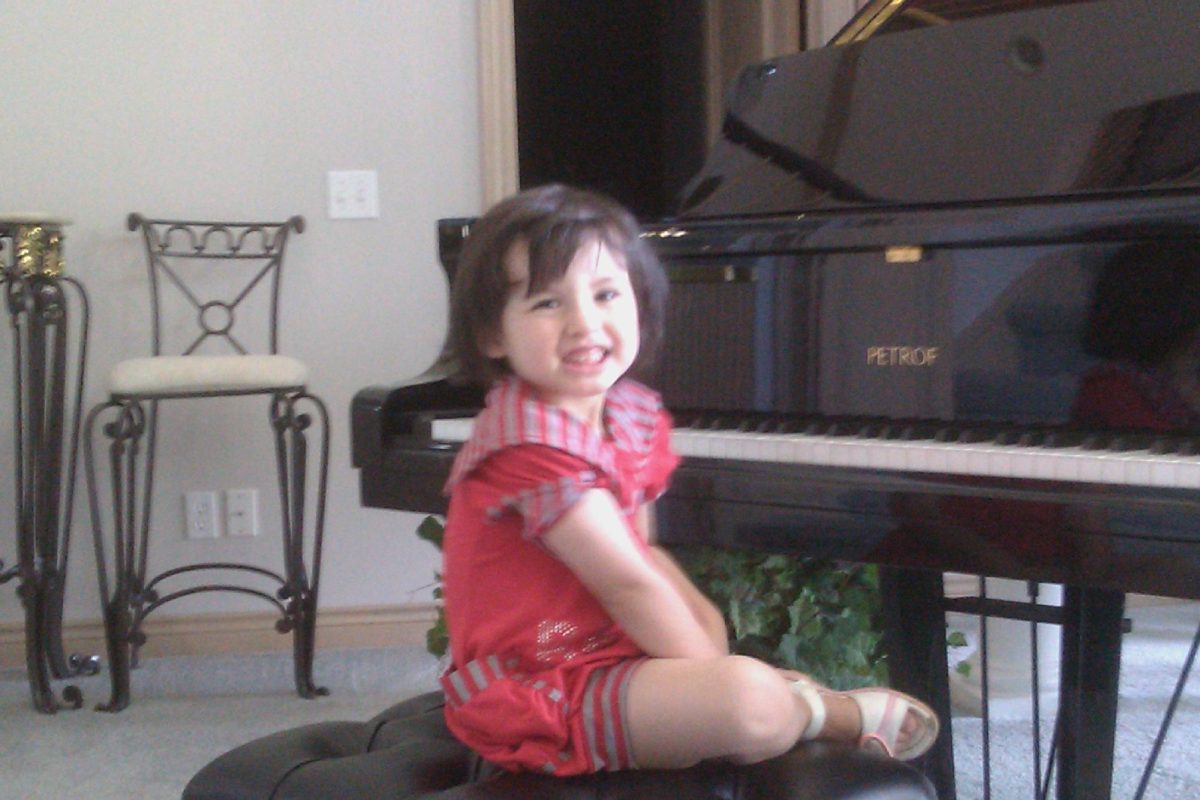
[0,215,97,713]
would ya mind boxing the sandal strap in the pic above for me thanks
[789,680,827,740]
[846,688,940,761]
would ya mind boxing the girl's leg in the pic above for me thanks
[624,654,864,768]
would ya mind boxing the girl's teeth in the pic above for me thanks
[566,348,604,364]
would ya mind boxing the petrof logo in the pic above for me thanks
[866,346,941,366]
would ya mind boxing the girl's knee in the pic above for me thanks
[718,656,800,758]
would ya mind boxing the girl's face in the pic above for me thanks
[483,236,640,427]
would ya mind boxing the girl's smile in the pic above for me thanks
[483,236,640,427]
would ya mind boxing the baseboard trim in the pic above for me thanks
[0,603,438,668]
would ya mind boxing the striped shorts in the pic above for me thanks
[442,655,646,776]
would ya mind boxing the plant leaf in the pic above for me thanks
[417,515,446,550]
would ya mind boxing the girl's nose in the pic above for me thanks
[565,299,600,334]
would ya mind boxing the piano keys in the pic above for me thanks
[429,414,1200,491]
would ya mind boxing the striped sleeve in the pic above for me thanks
[640,410,680,502]
[475,444,604,541]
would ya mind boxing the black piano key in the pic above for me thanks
[855,421,888,438]
[994,428,1026,446]
[1043,430,1088,448]
[957,427,997,444]
[1150,437,1177,455]
[897,422,943,441]
[1081,433,1114,451]
[934,426,961,443]
[1177,438,1200,456]
[1107,433,1158,452]
[1016,431,1047,447]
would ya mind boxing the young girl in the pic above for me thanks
[437,184,939,776]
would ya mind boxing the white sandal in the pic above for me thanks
[845,688,939,761]
[789,680,939,761]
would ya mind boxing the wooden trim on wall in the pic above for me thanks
[807,0,868,49]
[761,0,803,58]
[478,0,519,206]
[702,1,806,145]
[0,604,438,668]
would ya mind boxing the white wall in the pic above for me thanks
[0,1,482,627]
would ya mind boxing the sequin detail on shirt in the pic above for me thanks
[536,619,619,665]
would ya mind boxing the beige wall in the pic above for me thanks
[0,1,482,631]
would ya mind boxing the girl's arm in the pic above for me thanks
[542,489,726,660]
[634,505,729,653]
[645,546,730,654]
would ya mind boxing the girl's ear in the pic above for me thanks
[480,330,506,360]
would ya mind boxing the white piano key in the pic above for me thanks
[825,440,848,467]
[845,440,875,468]
[1176,459,1200,489]
[1123,454,1154,487]
[907,442,948,474]
[944,446,972,476]
[1097,454,1126,485]
[965,446,992,477]
[986,447,1013,479]
[867,442,892,470]
[885,442,910,471]
[1008,449,1036,481]
[1149,458,1180,488]
[780,434,808,464]
[1033,450,1061,481]
[751,433,781,462]
[1053,449,1084,482]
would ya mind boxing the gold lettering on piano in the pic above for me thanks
[866,346,941,366]
[885,245,923,263]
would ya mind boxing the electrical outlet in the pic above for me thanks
[184,491,220,539]
[327,170,379,219]
[225,488,258,537]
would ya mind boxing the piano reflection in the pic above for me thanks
[352,2,1200,798]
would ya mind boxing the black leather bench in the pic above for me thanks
[183,691,937,800]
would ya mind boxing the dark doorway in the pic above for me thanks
[513,0,708,221]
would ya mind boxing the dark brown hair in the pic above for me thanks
[446,184,668,386]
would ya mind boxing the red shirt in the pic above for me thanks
[438,376,678,773]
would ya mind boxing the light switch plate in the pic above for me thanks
[327,170,379,219]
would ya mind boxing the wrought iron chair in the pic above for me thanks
[83,214,329,712]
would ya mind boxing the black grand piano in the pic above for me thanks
[353,2,1200,798]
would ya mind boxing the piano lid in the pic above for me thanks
[677,0,1200,218]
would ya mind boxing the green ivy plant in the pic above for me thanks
[416,515,887,689]
[416,515,450,658]
[672,545,887,690]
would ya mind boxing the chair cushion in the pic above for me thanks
[182,691,937,800]
[108,354,307,397]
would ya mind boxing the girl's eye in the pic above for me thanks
[595,289,618,303]
[530,297,558,310]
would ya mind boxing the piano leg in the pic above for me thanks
[1058,586,1124,800]
[878,566,956,800]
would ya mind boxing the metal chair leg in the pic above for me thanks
[84,399,147,712]
[271,390,330,699]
